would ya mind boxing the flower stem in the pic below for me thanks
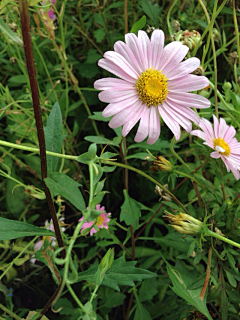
[198,0,218,118]
[232,0,240,66]
[170,137,191,169]
[207,230,240,249]
[0,303,21,320]
[102,160,189,214]
[19,0,65,258]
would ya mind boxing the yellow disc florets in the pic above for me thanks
[136,69,168,107]
[96,215,104,225]
[213,138,231,156]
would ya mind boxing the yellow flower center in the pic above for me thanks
[136,69,168,107]
[213,138,231,156]
[96,215,104,225]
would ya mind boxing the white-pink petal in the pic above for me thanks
[114,41,142,74]
[134,107,150,143]
[159,107,181,140]
[99,89,137,103]
[210,151,221,159]
[104,51,139,79]
[122,101,145,136]
[150,29,164,70]
[167,92,210,109]
[167,57,200,80]
[94,78,133,91]
[158,41,182,71]
[98,58,136,83]
[168,74,209,92]
[147,106,160,144]
[102,96,139,117]
[162,45,189,75]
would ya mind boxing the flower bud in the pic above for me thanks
[212,28,221,42]
[176,30,202,51]
[151,156,172,173]
[164,212,203,235]
[223,82,232,91]
[99,248,114,275]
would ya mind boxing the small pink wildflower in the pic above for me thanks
[94,29,210,144]
[42,0,56,21]
[31,218,65,263]
[79,204,111,236]
[191,115,240,180]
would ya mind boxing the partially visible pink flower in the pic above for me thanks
[94,29,210,145]
[191,115,240,180]
[31,217,65,263]
[79,204,111,236]
[42,0,56,21]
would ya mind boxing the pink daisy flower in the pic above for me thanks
[79,204,111,236]
[94,30,210,144]
[191,115,240,180]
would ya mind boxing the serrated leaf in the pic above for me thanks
[0,217,55,240]
[44,102,64,173]
[120,190,141,230]
[45,172,85,211]
[167,261,213,320]
[78,257,156,291]
[130,15,146,33]
[0,16,23,46]
[139,278,158,302]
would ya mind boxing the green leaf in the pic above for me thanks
[128,139,170,151]
[139,278,158,302]
[93,28,105,43]
[78,257,156,291]
[34,239,61,284]
[221,289,228,320]
[120,190,141,230]
[130,15,146,34]
[0,16,23,46]
[125,152,149,160]
[85,136,110,144]
[134,302,151,320]
[0,217,55,240]
[88,112,111,122]
[140,0,161,26]
[166,261,213,320]
[6,178,25,218]
[45,172,86,211]
[44,102,64,173]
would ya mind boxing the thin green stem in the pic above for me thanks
[66,282,86,311]
[198,0,218,118]
[166,0,178,39]
[192,0,229,56]
[207,230,240,249]
[233,0,240,66]
[170,137,191,169]
[0,140,78,160]
[102,160,189,214]
[0,236,38,281]
[209,81,240,115]
[0,303,21,320]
